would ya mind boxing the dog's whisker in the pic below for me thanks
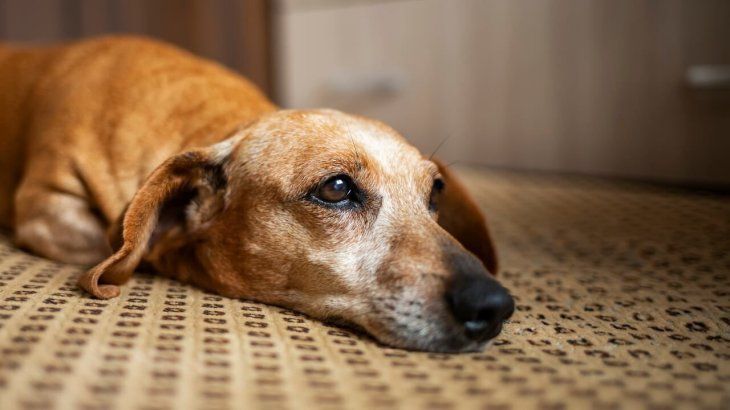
[429,135,451,161]
[344,122,363,171]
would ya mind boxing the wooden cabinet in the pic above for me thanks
[274,0,730,186]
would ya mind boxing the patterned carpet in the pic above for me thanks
[0,168,728,410]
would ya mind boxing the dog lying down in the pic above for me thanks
[0,36,514,352]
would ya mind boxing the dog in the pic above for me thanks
[0,36,513,352]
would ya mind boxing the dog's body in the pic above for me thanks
[0,36,512,352]
[0,37,274,261]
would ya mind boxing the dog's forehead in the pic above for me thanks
[240,109,429,175]
[333,113,424,169]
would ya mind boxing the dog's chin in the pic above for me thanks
[372,328,491,353]
[327,315,493,353]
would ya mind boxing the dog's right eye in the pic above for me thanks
[314,174,355,204]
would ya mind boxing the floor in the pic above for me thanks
[0,168,728,410]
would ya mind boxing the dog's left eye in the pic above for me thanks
[429,177,445,212]
[315,175,354,204]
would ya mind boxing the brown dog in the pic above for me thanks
[0,36,513,352]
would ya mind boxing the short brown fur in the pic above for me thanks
[0,36,499,352]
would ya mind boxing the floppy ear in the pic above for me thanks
[433,159,498,274]
[78,138,237,299]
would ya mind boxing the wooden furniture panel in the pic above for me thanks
[275,0,730,186]
[0,0,272,94]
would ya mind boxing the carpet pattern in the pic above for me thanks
[0,169,728,410]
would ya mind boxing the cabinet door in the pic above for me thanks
[275,0,730,186]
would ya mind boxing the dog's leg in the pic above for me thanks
[14,185,111,265]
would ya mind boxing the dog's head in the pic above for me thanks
[79,109,514,352]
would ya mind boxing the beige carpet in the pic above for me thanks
[0,168,728,410]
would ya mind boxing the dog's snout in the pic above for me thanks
[445,272,514,342]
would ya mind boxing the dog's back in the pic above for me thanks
[0,36,274,229]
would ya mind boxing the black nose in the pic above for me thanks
[445,272,515,341]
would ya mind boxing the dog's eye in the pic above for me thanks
[316,175,353,203]
[429,177,445,212]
